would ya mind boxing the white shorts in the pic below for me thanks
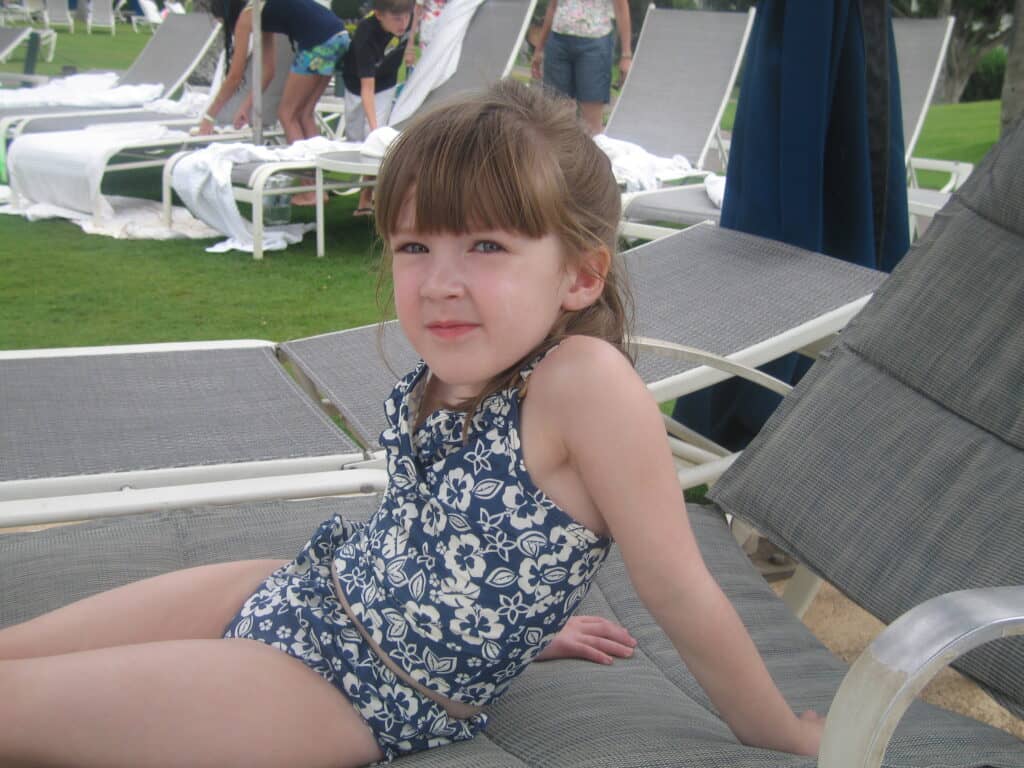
[343,86,397,142]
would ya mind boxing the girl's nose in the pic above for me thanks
[419,255,465,299]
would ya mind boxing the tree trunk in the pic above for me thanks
[1002,0,1024,133]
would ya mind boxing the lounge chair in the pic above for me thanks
[131,0,165,33]
[41,0,74,32]
[88,0,119,34]
[5,33,291,223]
[0,12,221,180]
[0,339,374,526]
[0,25,31,64]
[0,0,46,25]
[280,222,885,487]
[620,15,961,241]
[893,16,971,235]
[161,0,538,260]
[606,7,754,240]
[2,120,1021,763]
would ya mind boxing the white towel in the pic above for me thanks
[171,135,387,253]
[704,173,726,208]
[9,123,188,219]
[0,73,163,109]
[592,134,693,192]
[387,0,486,127]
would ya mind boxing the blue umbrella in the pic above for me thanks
[673,0,909,451]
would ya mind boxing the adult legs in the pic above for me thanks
[573,32,613,135]
[578,102,604,135]
[0,638,385,768]
[0,559,285,660]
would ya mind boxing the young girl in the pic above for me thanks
[0,81,822,766]
[198,0,349,147]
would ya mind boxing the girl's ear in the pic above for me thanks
[562,247,611,311]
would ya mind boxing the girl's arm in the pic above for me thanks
[360,78,379,132]
[535,336,822,756]
[198,7,254,135]
[530,0,556,80]
[234,31,276,128]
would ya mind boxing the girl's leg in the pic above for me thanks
[278,71,321,143]
[0,559,284,660]
[0,637,384,768]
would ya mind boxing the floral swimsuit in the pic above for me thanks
[224,353,611,760]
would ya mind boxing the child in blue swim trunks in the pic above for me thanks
[198,0,350,145]
[0,81,824,766]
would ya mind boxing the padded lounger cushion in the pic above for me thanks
[2,499,1020,766]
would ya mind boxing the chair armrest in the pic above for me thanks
[629,336,794,396]
[908,157,975,193]
[819,586,1024,768]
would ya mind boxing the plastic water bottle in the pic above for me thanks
[263,173,292,226]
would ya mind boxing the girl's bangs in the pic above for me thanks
[377,110,566,240]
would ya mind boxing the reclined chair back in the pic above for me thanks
[604,7,754,168]
[892,16,954,165]
[120,11,221,97]
[390,0,536,129]
[709,119,1024,716]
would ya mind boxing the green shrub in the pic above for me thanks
[962,46,1007,102]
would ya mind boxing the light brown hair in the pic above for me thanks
[375,80,634,418]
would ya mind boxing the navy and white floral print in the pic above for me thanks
[333,354,611,709]
[224,352,610,760]
[224,515,484,760]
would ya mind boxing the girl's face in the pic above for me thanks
[390,203,582,404]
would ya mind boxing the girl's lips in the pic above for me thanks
[426,322,479,339]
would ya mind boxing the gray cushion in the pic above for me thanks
[2,500,1020,766]
[710,121,1024,717]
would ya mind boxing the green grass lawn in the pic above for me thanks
[0,30,1004,350]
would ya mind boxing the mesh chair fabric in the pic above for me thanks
[0,346,356,482]
[2,500,1020,765]
[710,122,1024,716]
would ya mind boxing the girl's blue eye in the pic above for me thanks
[395,242,428,254]
[472,240,504,253]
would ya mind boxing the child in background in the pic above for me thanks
[340,0,413,216]
[0,81,823,767]
[199,0,350,145]
[404,0,448,67]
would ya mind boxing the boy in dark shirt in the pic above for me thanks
[340,0,413,214]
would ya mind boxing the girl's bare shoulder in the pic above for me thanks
[528,335,645,412]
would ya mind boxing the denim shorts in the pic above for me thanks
[223,514,486,761]
[292,30,351,76]
[543,31,613,104]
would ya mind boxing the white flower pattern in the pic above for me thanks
[332,353,610,707]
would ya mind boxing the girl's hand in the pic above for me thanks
[196,119,214,136]
[233,107,250,130]
[404,46,416,67]
[791,710,826,756]
[535,615,637,665]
